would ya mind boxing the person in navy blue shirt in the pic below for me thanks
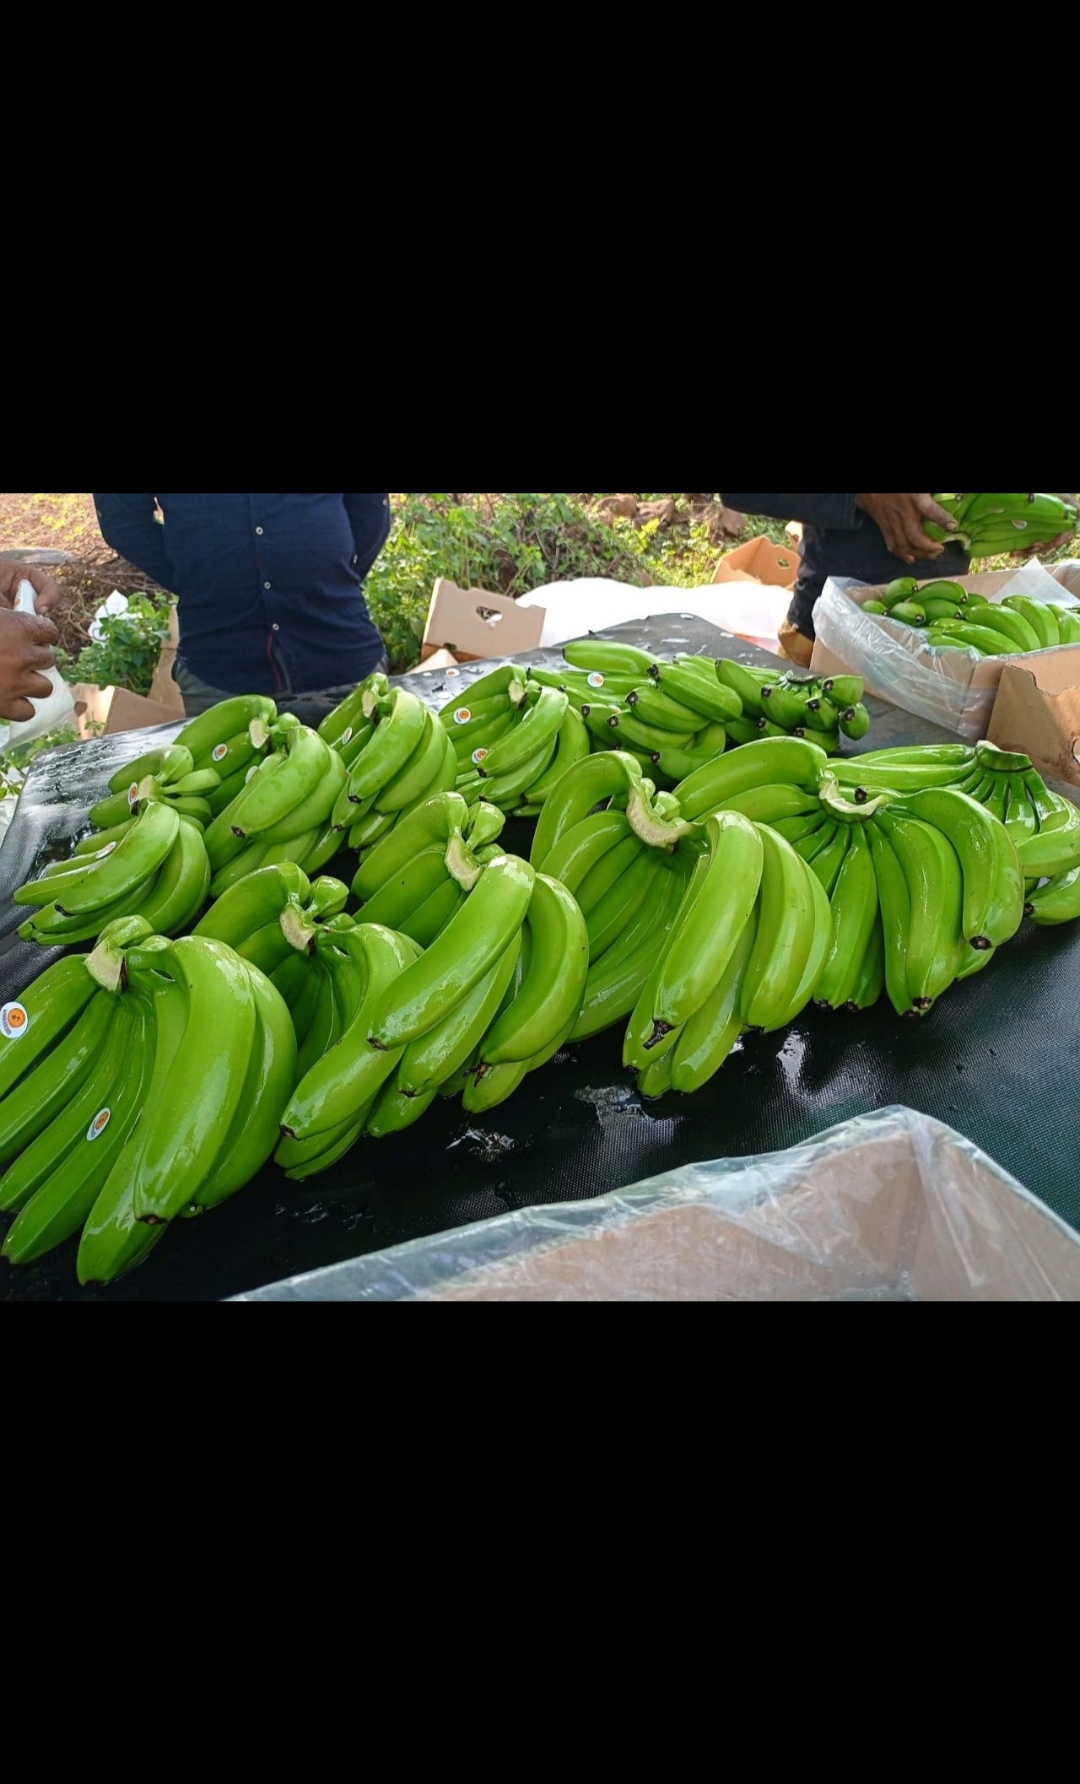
[93,493,392,721]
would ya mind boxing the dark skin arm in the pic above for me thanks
[0,562,64,721]
[854,494,959,564]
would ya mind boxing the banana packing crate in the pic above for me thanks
[235,1108,1080,1302]
[810,559,1080,747]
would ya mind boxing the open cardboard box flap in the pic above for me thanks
[422,577,544,662]
[988,652,1080,782]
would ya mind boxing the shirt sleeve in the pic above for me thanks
[93,494,176,589]
[720,494,861,531]
[343,494,393,582]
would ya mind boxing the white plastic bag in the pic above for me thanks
[515,577,791,654]
[813,559,1080,740]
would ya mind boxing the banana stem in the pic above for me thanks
[625,786,697,848]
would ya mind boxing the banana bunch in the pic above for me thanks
[0,918,297,1283]
[14,801,211,945]
[88,742,225,833]
[318,676,459,857]
[863,575,1080,655]
[198,714,349,894]
[438,664,590,818]
[922,493,1079,556]
[623,809,833,1097]
[192,860,351,977]
[350,790,507,946]
[275,843,591,1166]
[523,639,868,784]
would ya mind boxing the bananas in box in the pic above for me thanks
[863,574,1080,657]
[0,919,297,1284]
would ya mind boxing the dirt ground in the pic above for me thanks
[0,493,102,555]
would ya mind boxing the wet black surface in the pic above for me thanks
[2,613,1078,1302]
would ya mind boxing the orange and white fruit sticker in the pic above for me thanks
[212,743,230,762]
[472,748,490,765]
[0,1003,29,1041]
[340,727,354,746]
[87,1108,111,1142]
[445,668,461,678]
[587,672,606,688]
[128,783,141,809]
[453,707,473,726]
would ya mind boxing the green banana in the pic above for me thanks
[585,848,663,961]
[479,874,588,1066]
[813,825,880,1010]
[0,955,99,1102]
[342,688,430,802]
[227,722,333,839]
[651,662,743,725]
[624,682,708,732]
[529,751,643,868]
[0,991,119,1167]
[398,934,522,1098]
[1002,596,1059,648]
[570,852,692,1041]
[715,659,776,719]
[120,937,259,1224]
[1016,800,1080,878]
[175,695,278,764]
[185,962,297,1212]
[476,686,569,782]
[961,603,1041,653]
[673,736,829,823]
[194,861,311,946]
[563,639,659,677]
[1,996,153,1264]
[36,801,181,917]
[132,817,211,936]
[669,906,756,1094]
[368,854,535,1052]
[875,810,964,1010]
[1025,865,1080,924]
[397,878,465,948]
[279,924,421,1140]
[899,787,1025,951]
[373,705,449,815]
[738,828,820,1032]
[648,810,764,1038]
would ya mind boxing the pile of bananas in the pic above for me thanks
[922,493,1079,556]
[862,577,1080,655]
[0,919,296,1283]
[320,676,458,860]
[436,640,871,801]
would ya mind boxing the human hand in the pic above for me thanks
[0,607,61,723]
[0,562,65,615]
[855,494,959,565]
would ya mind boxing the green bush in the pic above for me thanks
[57,591,176,698]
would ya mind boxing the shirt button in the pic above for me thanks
[255,526,264,536]
[264,582,272,590]
[272,623,280,632]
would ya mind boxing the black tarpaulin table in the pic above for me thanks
[2,613,1078,1303]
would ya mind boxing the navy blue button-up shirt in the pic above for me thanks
[93,493,391,695]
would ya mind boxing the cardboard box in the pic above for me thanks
[235,1109,1080,1302]
[404,647,462,674]
[714,535,801,590]
[988,655,1080,786]
[422,578,545,663]
[71,684,184,739]
[810,565,1080,740]
[147,605,185,715]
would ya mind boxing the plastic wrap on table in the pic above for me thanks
[233,1107,1080,1302]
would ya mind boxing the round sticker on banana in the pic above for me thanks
[0,1003,29,1041]
[128,782,141,810]
[340,727,353,746]
[453,708,473,726]
[87,1108,112,1142]
[587,673,605,689]
[212,743,229,763]
[472,748,489,765]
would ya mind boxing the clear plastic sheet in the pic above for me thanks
[232,1107,1080,1303]
[814,560,1080,740]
